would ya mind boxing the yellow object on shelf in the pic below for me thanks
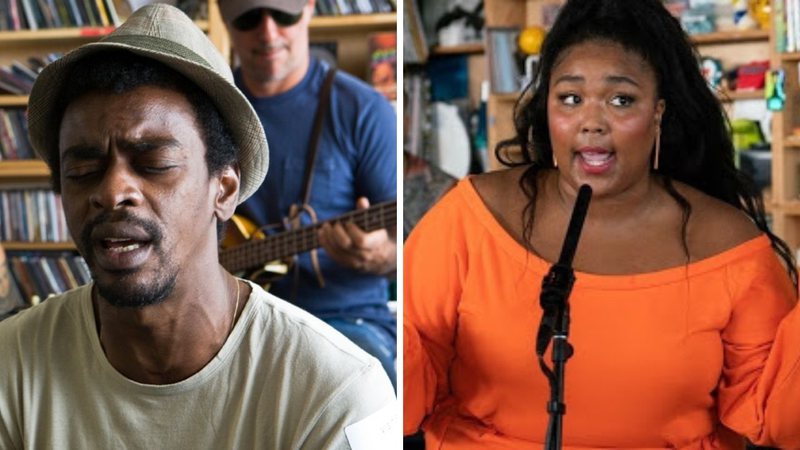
[749,0,771,30]
[518,25,546,55]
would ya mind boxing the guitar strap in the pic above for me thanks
[301,67,337,207]
[287,67,337,293]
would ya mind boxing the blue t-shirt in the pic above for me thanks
[234,58,396,331]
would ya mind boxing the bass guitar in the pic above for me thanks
[220,201,396,281]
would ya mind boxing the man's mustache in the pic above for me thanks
[79,211,163,253]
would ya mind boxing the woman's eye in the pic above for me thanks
[559,94,581,106]
[610,95,635,107]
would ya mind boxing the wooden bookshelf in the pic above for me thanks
[782,200,800,216]
[689,29,769,45]
[493,92,520,103]
[781,52,800,62]
[431,43,485,56]
[0,27,116,43]
[0,95,28,107]
[0,21,209,43]
[0,160,51,182]
[306,13,397,81]
[784,135,800,148]
[717,89,764,102]
[2,241,76,251]
[310,13,396,30]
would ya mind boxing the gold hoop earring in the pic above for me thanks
[653,127,661,171]
[552,151,558,167]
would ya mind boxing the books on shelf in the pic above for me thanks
[403,0,428,64]
[0,0,119,30]
[314,0,394,16]
[0,0,10,30]
[0,108,35,160]
[403,71,428,157]
[7,252,91,305]
[776,0,800,53]
[0,53,60,95]
[487,27,522,94]
[367,31,397,102]
[0,189,70,243]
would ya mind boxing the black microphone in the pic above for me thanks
[556,184,592,267]
[536,184,592,357]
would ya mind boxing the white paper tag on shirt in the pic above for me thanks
[344,402,400,450]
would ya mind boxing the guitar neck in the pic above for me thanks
[219,201,396,273]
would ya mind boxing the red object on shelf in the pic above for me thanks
[78,26,115,37]
[737,60,770,91]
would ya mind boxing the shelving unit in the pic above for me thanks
[718,89,765,101]
[431,43,485,56]
[690,28,769,44]
[771,17,800,251]
[0,95,28,107]
[484,0,553,170]
[307,12,397,81]
[310,12,395,29]
[2,242,76,251]
[0,160,50,183]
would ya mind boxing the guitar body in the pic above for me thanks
[222,215,290,287]
[223,214,265,248]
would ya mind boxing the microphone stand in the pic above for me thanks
[536,184,592,449]
[539,263,574,449]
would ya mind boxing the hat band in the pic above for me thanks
[101,34,216,72]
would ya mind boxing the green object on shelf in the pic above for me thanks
[731,119,765,152]
[765,69,785,111]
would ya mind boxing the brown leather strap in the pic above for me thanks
[300,67,337,207]
[287,67,337,295]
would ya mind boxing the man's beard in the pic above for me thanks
[79,211,177,308]
[95,268,177,309]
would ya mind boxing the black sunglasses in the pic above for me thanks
[232,8,303,31]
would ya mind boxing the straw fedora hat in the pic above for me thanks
[27,3,269,203]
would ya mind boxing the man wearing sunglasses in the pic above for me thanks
[219,0,398,389]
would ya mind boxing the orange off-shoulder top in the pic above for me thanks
[404,179,800,449]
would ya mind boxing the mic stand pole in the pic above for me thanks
[538,264,575,450]
[536,183,591,449]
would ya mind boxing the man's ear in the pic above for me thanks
[214,165,240,222]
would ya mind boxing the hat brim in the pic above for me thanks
[219,0,307,23]
[28,36,268,204]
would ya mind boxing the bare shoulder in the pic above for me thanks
[471,166,529,208]
[470,166,531,239]
[672,181,762,258]
[470,166,526,195]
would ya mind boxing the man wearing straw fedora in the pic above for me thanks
[0,4,395,449]
[218,0,398,391]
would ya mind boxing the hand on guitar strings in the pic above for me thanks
[318,197,397,275]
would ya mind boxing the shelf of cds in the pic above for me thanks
[5,251,90,305]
